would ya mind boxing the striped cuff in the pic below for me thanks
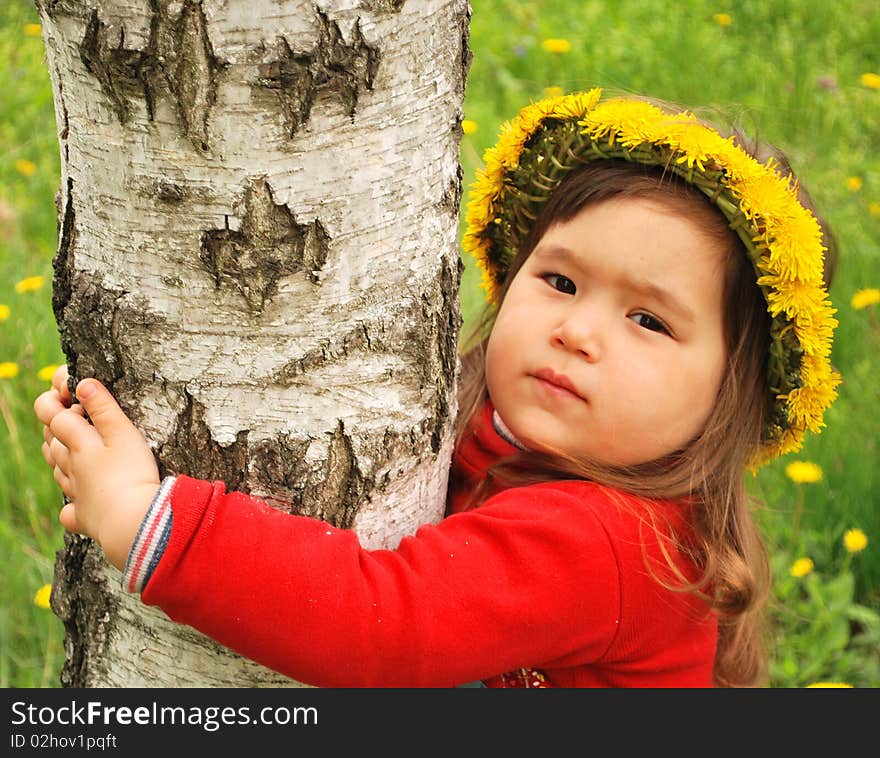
[122,476,176,594]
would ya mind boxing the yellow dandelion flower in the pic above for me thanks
[0,304,9,321]
[656,119,719,169]
[0,362,20,379]
[843,528,868,553]
[15,275,45,293]
[790,557,814,578]
[806,682,853,688]
[541,38,572,54]
[479,266,500,304]
[14,159,37,177]
[785,460,823,483]
[860,72,880,89]
[713,13,733,27]
[761,276,830,324]
[552,89,602,121]
[760,219,827,284]
[869,202,880,217]
[785,358,840,433]
[846,176,863,192]
[796,309,838,361]
[734,175,797,227]
[25,23,42,37]
[38,364,61,382]
[851,288,880,310]
[544,86,564,98]
[582,97,664,146]
[462,119,478,136]
[33,584,52,609]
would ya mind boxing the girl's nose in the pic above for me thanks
[549,306,602,361]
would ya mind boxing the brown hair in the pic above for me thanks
[455,151,836,687]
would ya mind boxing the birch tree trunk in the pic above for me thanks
[37,0,471,687]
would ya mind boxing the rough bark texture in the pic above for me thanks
[37,0,471,687]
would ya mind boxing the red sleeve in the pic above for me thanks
[140,474,624,687]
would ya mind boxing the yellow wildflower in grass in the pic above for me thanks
[38,364,61,382]
[713,13,733,26]
[461,119,478,136]
[544,86,564,98]
[790,557,815,578]
[846,176,863,192]
[869,201,880,217]
[25,23,42,37]
[14,159,37,177]
[33,584,52,609]
[785,460,823,483]
[806,682,853,688]
[0,304,9,321]
[0,362,20,379]
[860,72,880,89]
[541,38,572,54]
[15,275,45,293]
[851,288,880,310]
[843,528,868,554]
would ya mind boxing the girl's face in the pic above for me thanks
[485,196,729,467]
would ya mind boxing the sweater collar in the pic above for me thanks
[454,399,522,480]
[491,408,529,451]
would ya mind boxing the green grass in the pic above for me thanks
[2,0,878,687]
[0,0,66,687]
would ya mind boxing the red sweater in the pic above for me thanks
[127,401,717,687]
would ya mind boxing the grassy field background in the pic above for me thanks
[1,0,878,687]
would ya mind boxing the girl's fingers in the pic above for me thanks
[48,437,70,471]
[41,441,55,467]
[52,365,70,396]
[47,405,91,451]
[34,388,68,426]
[53,465,71,496]
[59,502,83,534]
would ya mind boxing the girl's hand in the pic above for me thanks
[34,366,161,571]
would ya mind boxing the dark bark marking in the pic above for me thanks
[51,178,76,335]
[163,0,221,153]
[250,422,367,529]
[79,9,156,126]
[51,181,130,396]
[272,322,371,383]
[421,256,462,453]
[77,2,224,153]
[459,2,473,93]
[52,534,116,687]
[256,9,380,136]
[251,419,436,527]
[55,250,167,408]
[200,178,330,313]
[358,0,406,11]
[157,387,250,491]
[155,178,185,203]
[56,276,131,397]
[309,421,361,527]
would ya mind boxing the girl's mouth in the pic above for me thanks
[532,369,585,402]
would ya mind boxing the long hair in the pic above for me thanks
[455,152,836,687]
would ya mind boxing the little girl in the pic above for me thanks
[35,88,839,688]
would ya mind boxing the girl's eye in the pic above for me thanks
[630,312,671,335]
[542,273,576,295]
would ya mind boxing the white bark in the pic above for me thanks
[40,0,470,687]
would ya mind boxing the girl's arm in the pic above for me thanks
[35,370,623,687]
[134,473,623,687]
